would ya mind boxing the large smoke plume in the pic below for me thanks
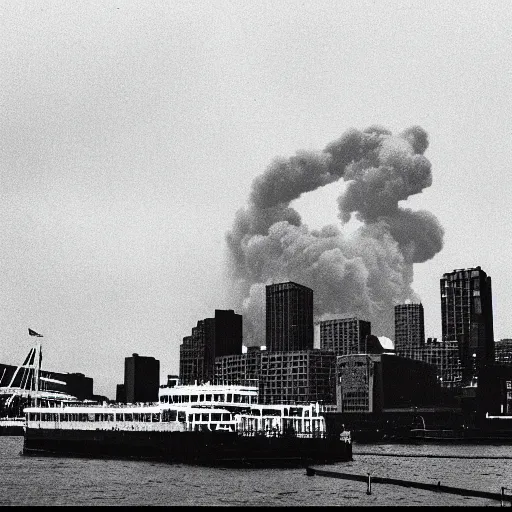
[226,126,444,345]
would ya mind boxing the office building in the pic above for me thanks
[394,303,425,357]
[336,353,439,414]
[124,353,160,403]
[441,267,494,384]
[258,349,336,405]
[495,339,512,366]
[179,309,243,385]
[266,282,314,352]
[319,317,371,356]
[214,346,263,386]
[404,338,463,389]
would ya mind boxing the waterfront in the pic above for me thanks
[1,437,512,506]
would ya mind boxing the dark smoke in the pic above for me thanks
[226,126,444,345]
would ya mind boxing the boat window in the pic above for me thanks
[200,395,204,401]
[125,413,133,421]
[191,395,198,402]
[262,409,281,416]
[289,407,302,417]
[205,394,212,401]
[169,410,177,421]
[194,413,200,421]
[108,414,114,421]
[250,409,261,416]
[144,413,151,422]
[304,409,310,417]
[201,413,209,422]
[79,413,88,422]
[183,395,189,403]
[222,413,231,421]
[227,394,232,402]
[168,396,174,403]
[211,413,221,421]
[60,413,67,421]
[214,394,224,402]
[188,414,193,422]
[116,414,123,421]
[178,411,186,422]
[241,395,249,404]
[133,413,140,421]
[234,394,240,403]
[152,413,160,422]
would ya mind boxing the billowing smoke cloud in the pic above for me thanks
[226,126,444,345]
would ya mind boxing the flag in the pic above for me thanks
[28,328,43,337]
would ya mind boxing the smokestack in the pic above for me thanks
[226,126,444,344]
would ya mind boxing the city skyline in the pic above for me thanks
[1,1,511,397]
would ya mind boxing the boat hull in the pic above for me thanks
[0,418,25,436]
[23,428,352,466]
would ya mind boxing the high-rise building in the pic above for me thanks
[179,309,243,385]
[319,317,371,356]
[266,282,314,352]
[441,266,494,385]
[394,303,425,358]
[124,353,160,404]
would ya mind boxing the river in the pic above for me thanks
[1,436,511,506]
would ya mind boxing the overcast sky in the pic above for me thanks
[1,0,510,397]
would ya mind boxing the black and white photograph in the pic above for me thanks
[0,0,511,506]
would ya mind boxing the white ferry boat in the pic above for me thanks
[23,395,352,466]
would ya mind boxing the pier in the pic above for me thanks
[306,467,512,505]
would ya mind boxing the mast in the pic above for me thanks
[34,339,42,393]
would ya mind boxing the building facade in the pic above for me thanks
[266,282,314,352]
[441,267,494,384]
[394,303,425,357]
[495,339,512,366]
[336,353,439,414]
[258,349,336,405]
[179,309,243,385]
[406,338,463,389]
[124,353,160,404]
[214,347,263,386]
[319,317,372,356]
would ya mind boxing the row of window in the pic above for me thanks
[160,393,255,404]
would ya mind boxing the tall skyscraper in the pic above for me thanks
[266,282,314,352]
[440,266,494,384]
[179,309,243,385]
[394,303,425,358]
[319,317,371,356]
